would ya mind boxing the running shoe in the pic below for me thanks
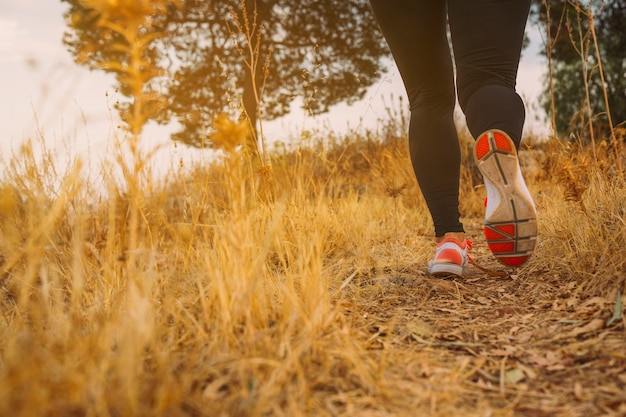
[428,238,472,277]
[474,130,537,267]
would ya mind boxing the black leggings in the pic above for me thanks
[369,0,530,237]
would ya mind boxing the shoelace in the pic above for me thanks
[462,236,512,277]
[470,259,507,277]
[464,239,477,266]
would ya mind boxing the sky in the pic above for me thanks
[0,1,550,184]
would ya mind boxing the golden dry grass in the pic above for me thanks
[6,2,625,415]
[0,127,624,417]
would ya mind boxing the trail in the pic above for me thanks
[341,228,626,416]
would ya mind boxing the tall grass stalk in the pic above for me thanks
[543,0,623,174]
[585,0,624,176]
[541,0,565,138]
[1,120,625,416]
[89,1,170,277]
[1,2,625,416]
[570,1,597,158]
[229,0,272,168]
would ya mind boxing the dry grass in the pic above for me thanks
[2,2,624,415]
[0,125,624,417]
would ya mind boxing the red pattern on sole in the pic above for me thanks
[475,130,537,269]
[493,132,513,152]
[487,241,515,253]
[475,134,491,160]
[497,256,529,267]
[496,224,515,236]
[484,228,508,241]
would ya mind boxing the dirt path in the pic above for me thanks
[341,229,626,416]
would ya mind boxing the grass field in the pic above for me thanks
[0,123,624,416]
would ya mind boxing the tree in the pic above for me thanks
[62,0,390,154]
[62,0,176,134]
[531,0,625,142]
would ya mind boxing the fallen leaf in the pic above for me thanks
[566,297,580,308]
[505,368,525,384]
[606,290,622,327]
[527,350,563,369]
[517,364,537,380]
[477,296,492,305]
[406,319,435,339]
[515,330,534,343]
[420,361,433,377]
[547,363,566,371]
[564,318,605,338]
[580,296,609,309]
[491,345,518,356]
[574,382,584,401]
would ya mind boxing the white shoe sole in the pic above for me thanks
[474,130,537,267]
[428,262,466,277]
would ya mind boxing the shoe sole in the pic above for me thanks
[428,262,466,278]
[474,130,537,267]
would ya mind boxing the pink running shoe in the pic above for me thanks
[474,130,537,267]
[428,238,472,277]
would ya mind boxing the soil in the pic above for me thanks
[342,228,626,416]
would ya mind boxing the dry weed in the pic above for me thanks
[1,126,624,416]
[1,2,624,414]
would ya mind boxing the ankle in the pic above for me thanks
[435,232,465,244]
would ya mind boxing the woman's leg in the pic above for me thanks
[369,0,464,237]
[448,0,537,267]
[448,0,531,147]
